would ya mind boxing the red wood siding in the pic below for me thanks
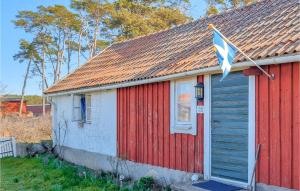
[117,78,204,173]
[117,63,299,189]
[256,62,299,190]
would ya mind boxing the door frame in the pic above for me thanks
[203,74,256,188]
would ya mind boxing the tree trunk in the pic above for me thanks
[57,33,66,81]
[67,40,71,74]
[42,50,46,116]
[19,59,32,116]
[78,30,83,67]
[54,30,62,83]
[33,61,49,88]
[92,21,99,56]
[67,32,73,74]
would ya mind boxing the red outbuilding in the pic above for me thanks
[0,98,27,115]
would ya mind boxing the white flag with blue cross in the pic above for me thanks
[212,28,237,81]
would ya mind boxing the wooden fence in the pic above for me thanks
[0,137,16,158]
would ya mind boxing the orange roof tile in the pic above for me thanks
[45,0,300,94]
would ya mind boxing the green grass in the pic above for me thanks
[0,155,169,191]
[0,155,121,191]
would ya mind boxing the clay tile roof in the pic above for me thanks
[45,0,300,94]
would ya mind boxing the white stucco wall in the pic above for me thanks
[51,89,117,156]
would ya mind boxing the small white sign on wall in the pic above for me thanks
[197,105,204,114]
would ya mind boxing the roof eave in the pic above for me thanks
[45,53,300,97]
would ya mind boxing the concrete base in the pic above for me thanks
[57,146,202,185]
[256,183,298,191]
[56,146,297,191]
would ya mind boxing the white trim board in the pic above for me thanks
[203,73,256,188]
[170,77,197,135]
[248,75,256,189]
[203,74,211,180]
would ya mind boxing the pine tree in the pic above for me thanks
[206,0,256,16]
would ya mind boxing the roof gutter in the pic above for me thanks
[46,53,300,97]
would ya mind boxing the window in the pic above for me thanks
[72,94,92,123]
[72,95,81,121]
[171,78,197,135]
[176,81,193,123]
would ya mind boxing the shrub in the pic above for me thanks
[12,177,19,183]
[133,176,154,190]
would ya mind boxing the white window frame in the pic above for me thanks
[85,94,92,123]
[170,77,197,135]
[72,94,92,123]
[72,94,81,122]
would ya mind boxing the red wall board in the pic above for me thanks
[158,83,164,167]
[152,83,158,166]
[292,63,299,189]
[243,66,263,76]
[195,75,204,172]
[163,82,170,168]
[258,67,270,184]
[269,65,281,185]
[280,64,292,188]
[256,62,299,190]
[292,64,300,189]
[117,78,204,173]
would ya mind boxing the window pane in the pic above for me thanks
[86,108,91,121]
[85,95,91,121]
[86,95,91,107]
[73,108,81,121]
[73,95,81,107]
[176,82,192,122]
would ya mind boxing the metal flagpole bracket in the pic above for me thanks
[208,23,275,80]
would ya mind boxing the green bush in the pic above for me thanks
[12,177,19,183]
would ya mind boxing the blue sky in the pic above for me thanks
[0,0,206,95]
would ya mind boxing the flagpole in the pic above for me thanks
[208,24,275,80]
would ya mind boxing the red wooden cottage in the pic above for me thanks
[45,0,299,190]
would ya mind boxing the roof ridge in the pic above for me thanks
[110,19,197,46]
[108,0,268,47]
[201,0,264,19]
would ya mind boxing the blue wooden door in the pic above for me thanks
[211,72,249,183]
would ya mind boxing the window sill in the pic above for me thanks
[174,125,192,130]
[76,121,92,127]
[171,124,196,135]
